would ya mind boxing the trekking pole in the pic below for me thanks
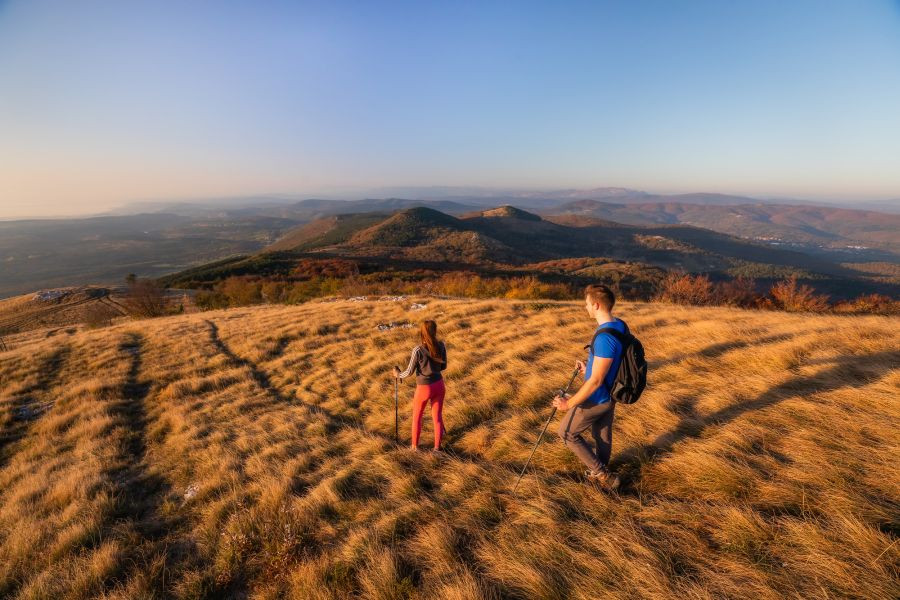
[394,375,399,443]
[513,366,581,494]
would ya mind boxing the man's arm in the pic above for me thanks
[553,356,612,410]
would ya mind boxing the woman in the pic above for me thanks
[393,320,447,452]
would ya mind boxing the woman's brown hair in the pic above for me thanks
[419,320,445,363]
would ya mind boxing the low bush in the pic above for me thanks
[179,270,896,317]
[83,303,117,329]
[833,293,900,315]
[769,276,830,312]
[124,278,169,318]
[655,273,714,305]
[714,277,760,308]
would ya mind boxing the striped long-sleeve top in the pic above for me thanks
[398,342,447,385]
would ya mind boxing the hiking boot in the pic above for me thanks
[585,468,620,491]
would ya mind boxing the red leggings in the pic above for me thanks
[411,380,445,449]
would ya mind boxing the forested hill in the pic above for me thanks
[159,206,896,299]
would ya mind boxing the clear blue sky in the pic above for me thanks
[1,0,899,216]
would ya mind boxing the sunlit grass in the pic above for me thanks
[0,297,897,598]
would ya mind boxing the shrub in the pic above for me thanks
[181,271,584,310]
[124,278,169,318]
[285,280,319,304]
[714,277,761,308]
[337,276,371,298]
[293,259,359,279]
[769,276,829,312]
[423,273,573,300]
[504,276,571,300]
[432,272,476,297]
[261,281,290,304]
[655,273,714,305]
[282,277,344,304]
[221,277,263,306]
[83,303,117,328]
[833,293,900,315]
[195,290,229,310]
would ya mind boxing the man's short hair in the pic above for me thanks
[585,284,615,311]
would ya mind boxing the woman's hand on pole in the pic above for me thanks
[392,366,401,378]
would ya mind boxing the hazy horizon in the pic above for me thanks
[11,184,900,221]
[1,184,900,221]
[2,0,900,219]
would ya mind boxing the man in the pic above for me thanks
[553,284,626,490]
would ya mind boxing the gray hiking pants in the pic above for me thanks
[557,400,615,473]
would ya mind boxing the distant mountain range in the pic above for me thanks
[109,187,900,216]
[2,191,898,299]
[160,205,897,300]
[112,190,900,261]
[260,206,850,274]
[549,200,900,259]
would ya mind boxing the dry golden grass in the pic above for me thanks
[0,288,129,338]
[0,297,897,599]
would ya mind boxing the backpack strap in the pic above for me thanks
[584,326,630,392]
[584,321,630,353]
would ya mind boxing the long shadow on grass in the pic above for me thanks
[203,321,528,496]
[649,333,795,370]
[206,319,366,436]
[265,333,296,360]
[0,345,70,467]
[613,349,900,495]
[369,332,806,500]
[99,333,192,597]
[497,334,801,484]
[440,334,799,483]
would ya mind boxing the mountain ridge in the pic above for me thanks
[263,205,852,276]
[549,199,900,258]
[4,197,897,299]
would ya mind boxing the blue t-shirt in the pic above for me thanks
[584,318,628,405]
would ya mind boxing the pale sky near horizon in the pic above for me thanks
[1,0,900,218]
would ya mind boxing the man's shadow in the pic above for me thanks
[612,349,900,494]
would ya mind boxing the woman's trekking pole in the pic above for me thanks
[394,376,399,443]
[513,366,581,494]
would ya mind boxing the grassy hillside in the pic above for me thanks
[265,213,391,253]
[0,287,129,337]
[0,299,897,599]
